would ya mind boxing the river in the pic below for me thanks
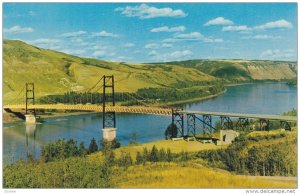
[3,82,297,164]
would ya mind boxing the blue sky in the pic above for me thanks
[3,3,297,62]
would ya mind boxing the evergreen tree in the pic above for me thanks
[88,138,98,154]
[142,147,149,161]
[149,145,159,162]
[79,142,87,157]
[158,148,166,162]
[166,148,173,162]
[136,151,143,164]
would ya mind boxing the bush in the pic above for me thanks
[41,139,87,162]
[88,138,98,154]
[117,152,132,167]
[101,138,121,155]
[149,145,159,162]
[165,123,178,139]
[136,151,144,164]
[3,157,113,188]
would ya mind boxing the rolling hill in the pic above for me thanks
[3,40,215,102]
[3,40,297,104]
[154,59,297,82]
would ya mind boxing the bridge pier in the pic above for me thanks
[102,128,117,141]
[25,114,36,124]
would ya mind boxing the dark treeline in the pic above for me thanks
[197,134,296,176]
[38,91,144,105]
[136,84,225,103]
[37,81,225,105]
[41,138,120,162]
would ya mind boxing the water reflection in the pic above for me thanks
[25,123,37,160]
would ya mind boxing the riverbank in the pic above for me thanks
[165,89,227,106]
[3,110,95,123]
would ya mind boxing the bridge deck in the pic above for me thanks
[4,104,173,116]
[178,110,297,122]
[4,104,297,122]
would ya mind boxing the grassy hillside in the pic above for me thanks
[3,40,216,103]
[155,59,297,82]
[3,40,297,104]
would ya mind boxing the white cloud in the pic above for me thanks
[242,34,281,40]
[116,56,132,60]
[260,49,296,60]
[31,38,61,44]
[92,50,115,58]
[62,49,85,55]
[150,25,186,32]
[169,50,192,58]
[222,25,251,32]
[162,38,179,43]
[71,38,83,43]
[162,43,173,48]
[92,31,119,38]
[4,25,34,34]
[123,43,135,47]
[254,19,292,30]
[115,4,187,19]
[174,32,203,40]
[60,31,87,37]
[145,43,159,49]
[222,20,293,33]
[204,17,233,26]
[148,50,158,56]
[90,45,109,50]
[163,31,223,44]
[203,38,224,43]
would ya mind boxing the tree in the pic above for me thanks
[88,138,98,154]
[142,147,149,161]
[166,148,173,162]
[158,148,166,162]
[105,150,115,166]
[149,145,159,162]
[136,151,144,164]
[79,142,87,157]
[118,152,132,167]
[165,123,178,139]
[66,139,79,157]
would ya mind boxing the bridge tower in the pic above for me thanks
[25,83,36,124]
[102,75,117,142]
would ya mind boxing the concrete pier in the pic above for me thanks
[25,114,36,124]
[102,128,116,141]
[217,130,239,145]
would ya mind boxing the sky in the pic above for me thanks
[3,3,297,63]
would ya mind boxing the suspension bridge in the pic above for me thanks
[3,75,297,140]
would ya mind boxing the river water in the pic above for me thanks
[3,82,297,164]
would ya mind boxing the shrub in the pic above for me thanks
[136,151,144,164]
[88,138,98,154]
